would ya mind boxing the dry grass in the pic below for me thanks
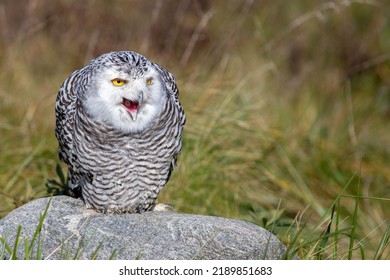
[0,0,389,259]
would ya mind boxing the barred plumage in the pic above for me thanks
[55,51,185,213]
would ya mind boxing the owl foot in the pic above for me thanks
[151,203,175,212]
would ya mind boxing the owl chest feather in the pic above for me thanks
[73,105,180,186]
[70,108,181,213]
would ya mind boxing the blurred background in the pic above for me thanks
[0,0,389,259]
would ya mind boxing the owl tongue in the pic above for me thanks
[122,98,139,120]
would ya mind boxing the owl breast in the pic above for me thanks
[71,96,183,214]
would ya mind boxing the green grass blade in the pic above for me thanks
[72,228,98,260]
[36,233,43,260]
[11,225,22,260]
[374,223,390,260]
[109,249,118,260]
[28,196,52,253]
[24,239,30,260]
[348,177,360,260]
[316,204,336,259]
[262,200,283,259]
[90,241,103,260]
[0,230,13,258]
[282,219,308,259]
[359,243,365,260]
[55,164,66,186]
[3,142,44,192]
[59,240,65,259]
[332,198,340,260]
[72,235,84,260]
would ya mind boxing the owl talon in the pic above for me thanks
[152,203,175,212]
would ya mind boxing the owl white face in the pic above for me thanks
[83,65,167,134]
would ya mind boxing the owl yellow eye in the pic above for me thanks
[111,78,126,87]
[146,77,153,85]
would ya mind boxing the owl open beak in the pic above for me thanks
[122,98,140,121]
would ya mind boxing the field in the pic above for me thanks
[0,0,389,259]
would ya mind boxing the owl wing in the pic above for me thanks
[55,69,82,166]
[152,62,186,123]
[152,62,186,181]
[152,62,180,100]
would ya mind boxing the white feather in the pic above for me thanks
[83,66,167,133]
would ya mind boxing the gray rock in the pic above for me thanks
[0,196,285,260]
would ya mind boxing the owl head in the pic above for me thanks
[82,51,169,134]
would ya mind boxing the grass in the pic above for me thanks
[0,0,389,259]
[0,197,51,259]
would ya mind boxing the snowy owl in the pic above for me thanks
[55,51,185,214]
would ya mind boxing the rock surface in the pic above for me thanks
[0,196,285,260]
